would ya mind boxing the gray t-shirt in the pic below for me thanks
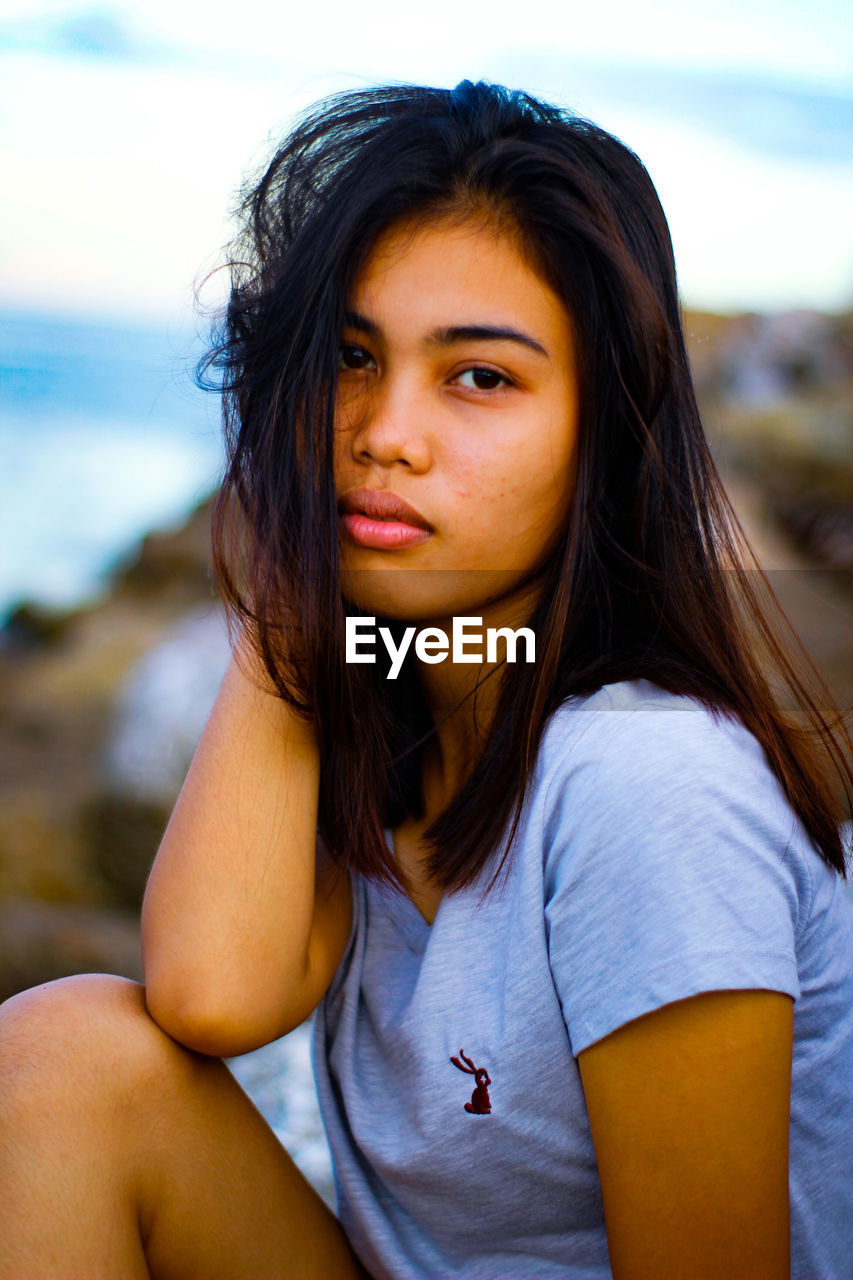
[312,680,853,1279]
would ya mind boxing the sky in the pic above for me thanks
[1,0,851,320]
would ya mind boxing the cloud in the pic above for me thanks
[1,22,850,316]
[495,54,853,165]
[0,6,164,61]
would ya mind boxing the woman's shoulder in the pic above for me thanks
[531,684,853,1066]
[534,678,817,900]
[536,678,769,797]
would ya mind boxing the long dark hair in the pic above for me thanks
[200,79,851,893]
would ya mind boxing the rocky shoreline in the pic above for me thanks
[0,496,225,998]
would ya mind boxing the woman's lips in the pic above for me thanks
[338,488,433,549]
[340,512,432,549]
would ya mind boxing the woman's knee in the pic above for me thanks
[0,973,200,1127]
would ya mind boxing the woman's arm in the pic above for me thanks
[140,640,352,1057]
[577,988,793,1280]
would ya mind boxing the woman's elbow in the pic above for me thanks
[141,949,316,1056]
[142,974,282,1058]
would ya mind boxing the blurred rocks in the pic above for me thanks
[685,308,853,589]
[83,606,231,908]
[0,495,225,990]
[720,311,849,407]
[104,608,231,804]
[766,476,853,572]
[114,513,221,606]
[0,600,80,651]
[79,793,173,910]
[0,897,142,1003]
[686,309,853,408]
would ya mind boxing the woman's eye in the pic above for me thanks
[455,367,511,392]
[338,343,375,371]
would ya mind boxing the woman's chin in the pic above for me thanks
[340,565,534,626]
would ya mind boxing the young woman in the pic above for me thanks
[1,80,852,1280]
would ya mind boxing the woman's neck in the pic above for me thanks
[413,576,542,805]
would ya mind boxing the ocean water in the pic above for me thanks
[0,309,224,622]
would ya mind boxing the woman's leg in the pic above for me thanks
[0,974,369,1279]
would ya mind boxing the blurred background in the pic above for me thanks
[1,0,851,1199]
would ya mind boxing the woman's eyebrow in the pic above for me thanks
[426,325,549,359]
[342,310,549,360]
[343,309,379,336]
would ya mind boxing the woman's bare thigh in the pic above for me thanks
[0,974,369,1280]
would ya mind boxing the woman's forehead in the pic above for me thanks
[346,214,570,350]
[355,208,521,279]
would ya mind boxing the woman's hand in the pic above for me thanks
[141,635,352,1058]
[578,988,793,1279]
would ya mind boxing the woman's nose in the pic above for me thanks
[343,377,432,472]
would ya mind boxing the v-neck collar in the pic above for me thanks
[371,826,434,952]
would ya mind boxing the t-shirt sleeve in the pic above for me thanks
[542,697,808,1056]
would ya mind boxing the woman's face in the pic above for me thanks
[334,213,578,627]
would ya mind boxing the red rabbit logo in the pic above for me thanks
[450,1049,492,1114]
